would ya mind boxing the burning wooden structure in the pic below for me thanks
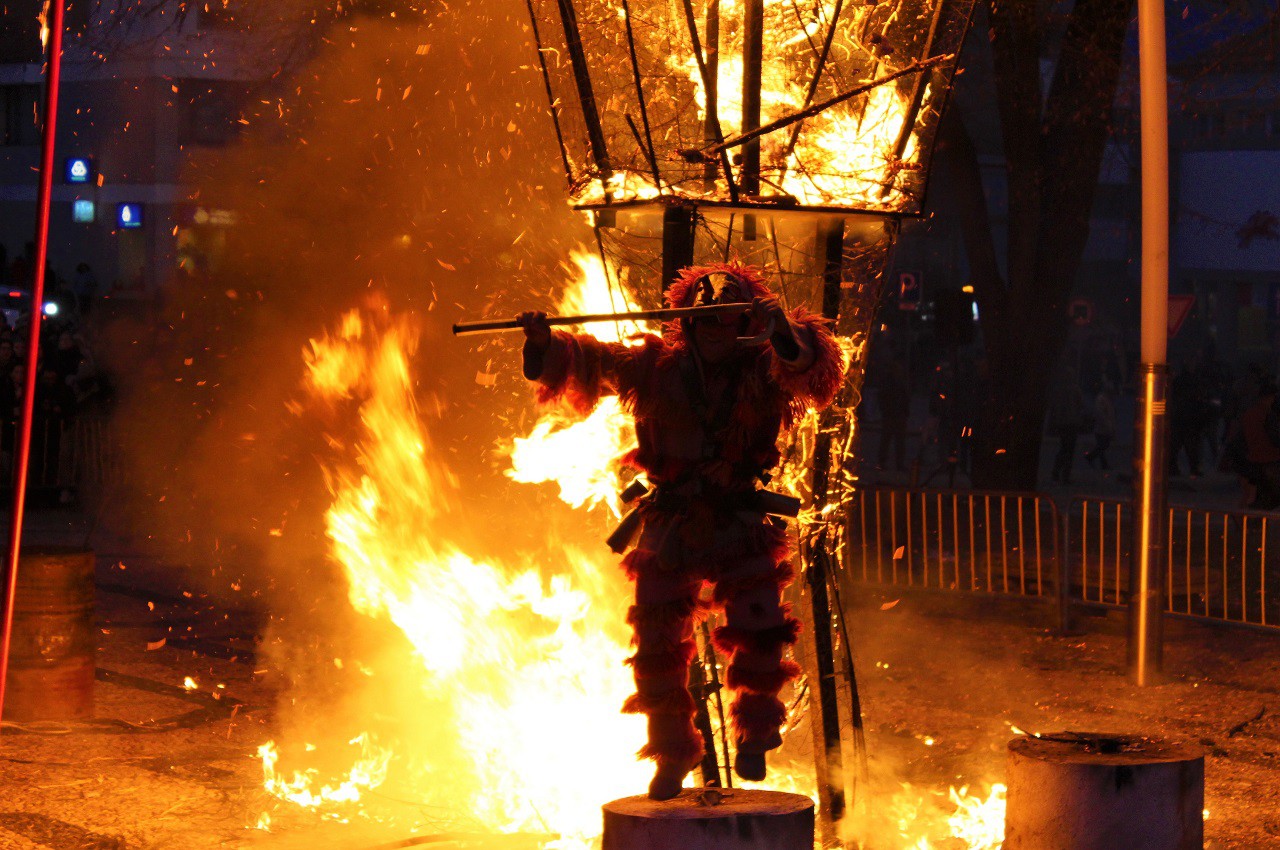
[522,0,976,834]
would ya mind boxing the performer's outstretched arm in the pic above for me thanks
[517,310,661,415]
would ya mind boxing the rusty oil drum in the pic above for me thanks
[4,546,95,720]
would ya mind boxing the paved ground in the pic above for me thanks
[844,590,1280,849]
[0,503,1274,848]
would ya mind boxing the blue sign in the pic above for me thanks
[72,200,95,223]
[117,203,143,229]
[65,156,94,184]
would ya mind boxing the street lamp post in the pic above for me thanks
[1129,0,1170,686]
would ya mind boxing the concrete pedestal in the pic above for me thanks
[1004,733,1204,850]
[603,789,814,850]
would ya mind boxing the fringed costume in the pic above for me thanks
[524,262,844,792]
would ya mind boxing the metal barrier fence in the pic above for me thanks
[845,485,1280,633]
[1069,496,1276,630]
[1,416,117,490]
[845,487,1062,598]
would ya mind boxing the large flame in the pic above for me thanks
[258,299,648,845]
[259,261,1009,849]
[573,0,926,210]
[506,251,649,517]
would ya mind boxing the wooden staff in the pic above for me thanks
[452,303,751,336]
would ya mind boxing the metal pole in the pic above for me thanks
[1128,0,1170,686]
[703,1,720,189]
[741,0,763,240]
[805,217,847,835]
[553,0,613,194]
[661,205,697,292]
[741,0,763,197]
[0,0,66,723]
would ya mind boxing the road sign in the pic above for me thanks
[897,271,922,311]
[1168,294,1195,337]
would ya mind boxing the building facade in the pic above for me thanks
[0,1,308,299]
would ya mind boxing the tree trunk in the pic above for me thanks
[955,0,1135,491]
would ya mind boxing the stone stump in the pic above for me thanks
[1004,733,1204,850]
[603,789,814,850]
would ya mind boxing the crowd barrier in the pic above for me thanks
[845,485,1279,633]
[1,415,117,491]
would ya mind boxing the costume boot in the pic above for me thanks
[734,751,767,782]
[642,714,703,800]
[648,761,690,801]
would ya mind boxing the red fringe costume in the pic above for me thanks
[528,262,844,777]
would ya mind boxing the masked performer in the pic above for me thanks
[517,262,843,800]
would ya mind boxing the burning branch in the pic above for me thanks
[778,0,847,175]
[523,0,575,188]
[692,53,955,160]
[553,0,614,194]
[620,0,663,189]
[677,0,740,201]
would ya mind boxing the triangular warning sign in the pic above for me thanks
[1168,294,1195,337]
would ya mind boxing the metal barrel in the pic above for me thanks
[5,546,95,721]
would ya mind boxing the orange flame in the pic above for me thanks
[259,735,391,810]
[867,782,1007,849]
[260,304,649,845]
[261,267,1005,849]
[573,0,926,210]
[506,251,650,516]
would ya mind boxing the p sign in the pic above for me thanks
[1069,298,1094,326]
[898,271,922,311]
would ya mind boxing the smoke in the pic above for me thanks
[90,5,1011,845]
[101,4,603,602]
[90,4,669,840]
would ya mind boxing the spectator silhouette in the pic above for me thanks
[1084,379,1117,471]
[28,366,74,492]
[1048,366,1086,485]
[1235,369,1280,509]
[50,331,83,385]
[876,359,911,472]
[1168,360,1209,477]
[72,263,98,316]
[9,243,34,291]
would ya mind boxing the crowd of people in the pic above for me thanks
[0,242,111,504]
[868,347,1280,511]
[0,242,101,318]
